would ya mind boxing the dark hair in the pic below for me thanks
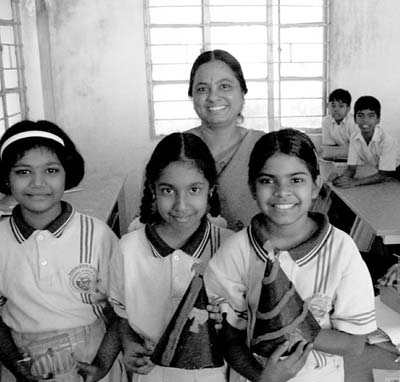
[140,132,220,224]
[248,128,319,192]
[0,120,85,194]
[188,49,248,97]
[354,95,381,119]
[328,88,352,106]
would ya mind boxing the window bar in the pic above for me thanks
[0,29,8,130]
[12,0,27,120]
[267,0,275,131]
[202,0,211,52]
[143,0,157,138]
[323,0,330,116]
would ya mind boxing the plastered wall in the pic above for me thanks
[21,0,156,229]
[330,0,400,140]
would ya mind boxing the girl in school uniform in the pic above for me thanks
[0,120,125,382]
[205,128,377,382]
[108,132,232,382]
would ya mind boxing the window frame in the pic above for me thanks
[144,0,330,137]
[0,0,27,133]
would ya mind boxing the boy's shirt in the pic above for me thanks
[322,113,358,146]
[348,125,400,171]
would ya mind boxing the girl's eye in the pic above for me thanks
[160,188,174,195]
[258,177,274,185]
[14,169,30,175]
[291,177,304,184]
[47,168,59,174]
[191,187,201,193]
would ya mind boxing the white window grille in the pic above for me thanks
[144,0,329,136]
[0,0,26,134]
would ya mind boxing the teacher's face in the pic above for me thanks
[192,60,244,129]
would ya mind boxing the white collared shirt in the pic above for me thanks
[322,114,358,146]
[348,126,400,171]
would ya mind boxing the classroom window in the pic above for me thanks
[0,0,26,134]
[144,0,329,136]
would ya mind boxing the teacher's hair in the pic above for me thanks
[188,49,248,97]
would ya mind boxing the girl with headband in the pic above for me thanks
[0,120,126,382]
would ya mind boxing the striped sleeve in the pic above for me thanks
[331,235,376,334]
[108,243,127,318]
[205,233,249,331]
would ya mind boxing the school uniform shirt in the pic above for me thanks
[322,114,358,146]
[0,202,118,333]
[205,212,376,382]
[109,218,232,382]
[348,126,400,171]
[110,217,232,342]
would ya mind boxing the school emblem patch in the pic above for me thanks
[69,264,98,293]
[307,293,332,323]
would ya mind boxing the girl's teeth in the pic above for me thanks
[209,106,225,111]
[275,204,294,210]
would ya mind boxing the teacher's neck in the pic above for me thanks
[200,122,242,140]
[199,123,243,155]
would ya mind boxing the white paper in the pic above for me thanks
[375,296,400,347]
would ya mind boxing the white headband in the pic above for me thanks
[0,131,65,159]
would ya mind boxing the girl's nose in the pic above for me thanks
[32,172,45,186]
[273,182,291,196]
[174,193,187,210]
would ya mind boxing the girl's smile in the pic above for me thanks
[154,161,210,241]
[9,147,65,228]
[254,152,320,231]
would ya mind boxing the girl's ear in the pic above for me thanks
[312,175,323,199]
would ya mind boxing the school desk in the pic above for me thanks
[321,144,348,162]
[63,170,127,236]
[317,161,400,252]
[344,344,400,382]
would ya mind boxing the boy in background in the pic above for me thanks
[331,95,400,187]
[322,88,358,146]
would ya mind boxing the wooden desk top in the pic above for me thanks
[344,344,400,382]
[319,161,400,240]
[63,170,126,223]
[0,170,126,224]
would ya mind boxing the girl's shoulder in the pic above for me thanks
[120,224,147,247]
[73,210,118,240]
[213,226,251,254]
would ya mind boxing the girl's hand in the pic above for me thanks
[122,336,155,375]
[77,362,106,382]
[258,340,313,382]
[15,359,40,382]
[378,264,399,286]
[206,296,223,330]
